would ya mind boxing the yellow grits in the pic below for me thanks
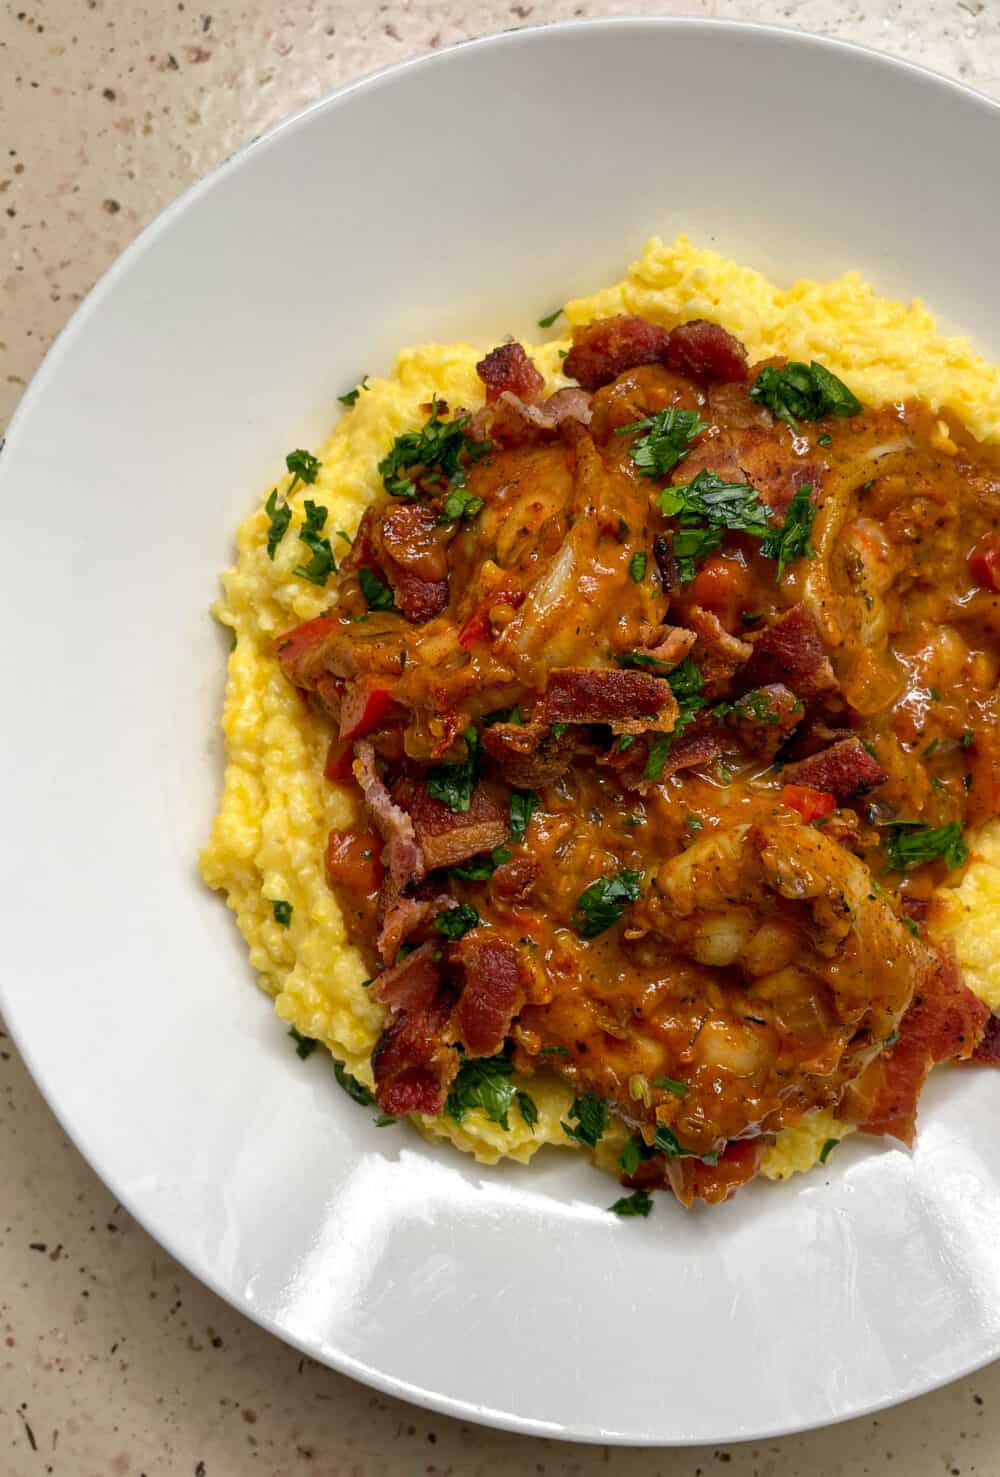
[200,234,1000,1187]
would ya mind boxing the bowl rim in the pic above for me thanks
[4,15,1000,1447]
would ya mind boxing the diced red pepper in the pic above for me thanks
[275,615,338,687]
[458,581,524,648]
[338,680,397,740]
[324,736,356,785]
[780,784,836,823]
[968,533,1000,591]
[686,554,751,631]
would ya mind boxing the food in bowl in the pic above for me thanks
[201,235,1000,1211]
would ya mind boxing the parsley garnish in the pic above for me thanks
[516,1090,539,1129]
[902,916,920,938]
[961,729,975,748]
[736,689,781,725]
[628,550,648,582]
[333,1060,376,1107]
[651,1075,688,1098]
[818,1137,838,1164]
[609,1189,653,1218]
[265,489,292,559]
[537,306,563,328]
[561,1092,610,1147]
[619,407,707,479]
[272,899,293,927]
[433,903,480,940]
[550,721,569,738]
[759,483,817,580]
[643,733,673,782]
[616,650,674,675]
[653,1122,718,1165]
[749,361,862,430]
[358,567,397,611]
[373,1113,398,1127]
[741,610,765,626]
[439,485,485,523]
[482,706,523,727]
[446,1054,518,1130]
[509,790,537,844]
[659,469,770,583]
[288,1025,316,1059]
[338,375,370,408]
[285,448,320,496]
[883,821,967,872]
[451,846,511,881]
[293,500,337,585]
[641,657,707,781]
[539,1045,570,1057]
[378,401,490,501]
[572,869,642,938]
[426,727,479,813]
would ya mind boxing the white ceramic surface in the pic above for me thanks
[2,18,1000,1447]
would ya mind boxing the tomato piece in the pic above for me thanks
[275,615,338,687]
[686,554,750,631]
[968,533,1000,591]
[324,828,384,903]
[324,736,356,785]
[458,580,524,648]
[780,784,836,823]
[338,681,396,740]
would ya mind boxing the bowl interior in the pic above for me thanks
[3,18,1000,1444]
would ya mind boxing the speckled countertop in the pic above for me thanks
[4,3,1000,1473]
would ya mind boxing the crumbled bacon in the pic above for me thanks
[480,719,577,788]
[846,949,990,1145]
[972,1012,1000,1064]
[541,666,678,734]
[741,604,838,699]
[371,995,458,1117]
[725,683,804,760]
[686,604,752,687]
[489,856,539,905]
[476,342,545,405]
[275,615,338,690]
[396,780,508,873]
[353,741,425,885]
[663,319,749,385]
[467,386,593,444]
[780,736,888,802]
[368,941,440,1014]
[563,314,672,390]
[450,934,527,1057]
[390,570,449,623]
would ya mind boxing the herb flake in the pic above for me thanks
[572,869,642,938]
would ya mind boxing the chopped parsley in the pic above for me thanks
[439,485,485,523]
[643,733,673,782]
[902,916,920,938]
[735,689,782,725]
[446,1054,518,1130]
[619,406,708,480]
[378,400,490,501]
[539,1045,570,1057]
[288,1025,316,1059]
[961,729,976,748]
[537,306,563,328]
[426,727,479,813]
[740,610,765,626]
[272,899,293,927]
[333,1059,376,1107]
[433,903,480,940]
[643,657,707,781]
[516,1090,539,1129]
[749,360,863,431]
[616,650,675,675]
[265,489,292,559]
[923,738,940,758]
[818,1137,838,1164]
[653,1122,718,1165]
[883,821,968,872]
[285,447,320,495]
[451,846,511,881]
[572,869,642,938]
[659,469,770,582]
[358,567,397,611]
[509,790,538,844]
[759,483,817,580]
[373,1113,398,1127]
[609,1189,653,1218]
[293,500,337,585]
[338,375,370,408]
[817,432,833,447]
[651,1075,688,1098]
[628,550,648,582]
[550,721,570,738]
[482,706,523,727]
[561,1092,610,1147]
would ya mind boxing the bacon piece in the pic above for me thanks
[476,342,545,405]
[368,941,440,1014]
[338,506,379,574]
[449,933,527,1057]
[601,719,724,790]
[371,995,458,1116]
[846,949,990,1145]
[741,604,838,700]
[353,740,425,885]
[663,319,749,385]
[563,315,672,390]
[780,736,887,803]
[391,569,449,623]
[726,683,804,760]
[489,856,539,905]
[541,666,678,735]
[633,623,697,669]
[686,604,752,686]
[652,533,680,593]
[972,1012,1000,1064]
[369,503,450,624]
[399,781,509,873]
[467,387,593,444]
[375,881,455,965]
[480,719,576,788]
[276,615,338,690]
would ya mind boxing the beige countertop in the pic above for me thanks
[4,3,1000,1473]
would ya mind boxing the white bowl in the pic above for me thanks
[3,18,1000,1446]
